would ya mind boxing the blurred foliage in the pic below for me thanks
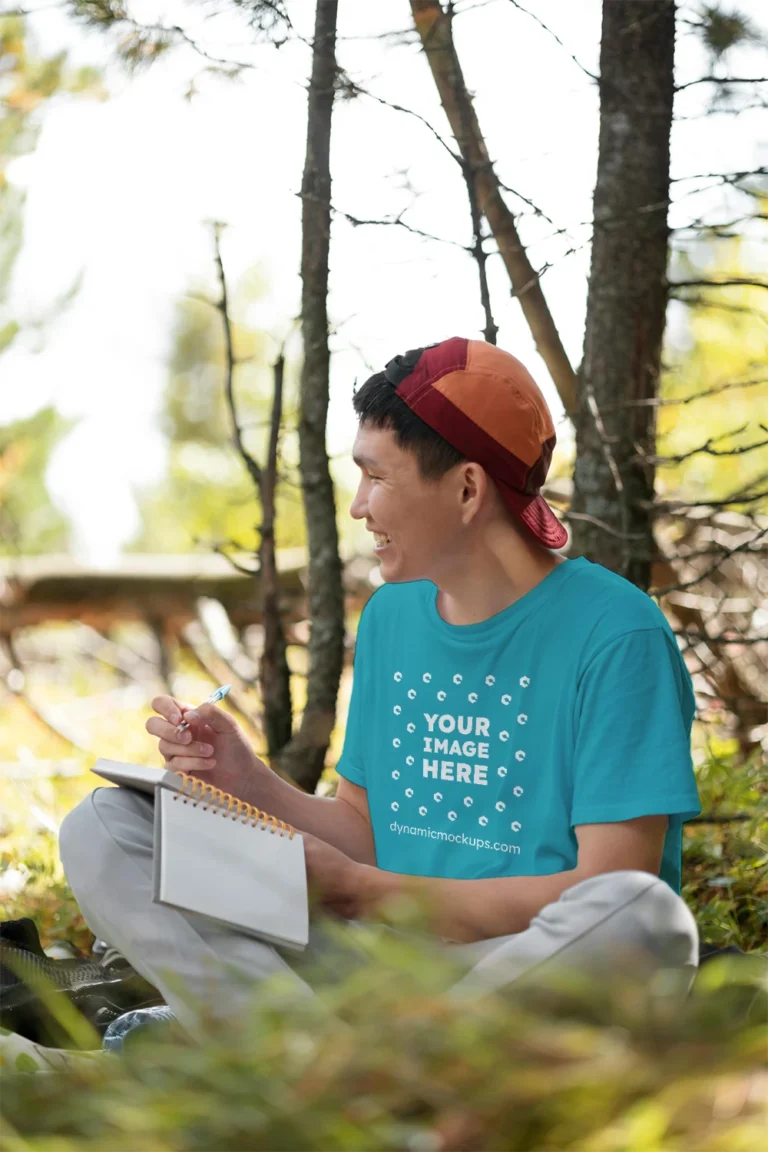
[65,0,289,80]
[66,0,174,70]
[0,408,74,555]
[0,14,105,556]
[660,228,768,510]
[0,13,105,343]
[1,672,765,1147]
[694,4,767,62]
[0,825,93,956]
[129,272,306,556]
[682,749,768,951]
[0,925,766,1151]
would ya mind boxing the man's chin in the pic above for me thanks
[377,555,424,584]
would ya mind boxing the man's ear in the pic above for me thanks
[459,463,488,523]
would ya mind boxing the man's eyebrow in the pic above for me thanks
[352,453,381,469]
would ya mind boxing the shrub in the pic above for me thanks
[1,932,766,1152]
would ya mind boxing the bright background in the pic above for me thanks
[5,0,766,562]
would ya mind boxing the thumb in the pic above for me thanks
[182,703,239,734]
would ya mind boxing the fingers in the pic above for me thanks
[180,703,239,734]
[165,755,217,775]
[146,716,191,743]
[146,717,218,757]
[151,695,195,727]
[158,737,215,762]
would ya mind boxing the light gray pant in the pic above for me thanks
[59,788,699,1030]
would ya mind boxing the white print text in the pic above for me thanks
[423,759,488,785]
[424,713,490,737]
[423,738,489,758]
[390,821,521,855]
[421,711,493,787]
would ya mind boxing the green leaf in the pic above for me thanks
[15,1051,41,1073]
[0,320,19,353]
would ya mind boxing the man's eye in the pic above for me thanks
[368,474,381,481]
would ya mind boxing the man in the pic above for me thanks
[60,338,701,1023]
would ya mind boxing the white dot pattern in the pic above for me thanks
[386,663,531,850]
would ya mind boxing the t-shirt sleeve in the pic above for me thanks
[571,627,701,826]
[334,601,373,789]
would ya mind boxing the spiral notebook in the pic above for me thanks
[91,759,309,951]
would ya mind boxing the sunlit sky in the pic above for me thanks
[4,0,767,563]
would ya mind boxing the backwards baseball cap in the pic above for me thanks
[383,336,567,550]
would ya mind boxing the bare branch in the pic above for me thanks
[670,165,768,185]
[210,223,262,491]
[211,544,259,577]
[563,511,646,541]
[600,376,768,409]
[348,83,459,163]
[673,633,768,646]
[496,181,563,232]
[648,485,768,512]
[335,204,470,250]
[650,526,768,594]
[504,0,598,83]
[670,277,768,293]
[143,22,256,72]
[672,213,768,235]
[671,295,768,322]
[342,76,555,351]
[639,426,768,466]
[686,813,753,824]
[466,179,498,344]
[665,542,768,563]
[675,75,768,92]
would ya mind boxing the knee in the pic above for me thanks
[574,868,666,906]
[59,789,108,885]
[571,870,698,968]
[60,790,97,865]
[59,787,149,888]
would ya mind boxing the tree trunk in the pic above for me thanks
[410,0,577,415]
[279,0,345,793]
[259,352,293,758]
[570,1,676,588]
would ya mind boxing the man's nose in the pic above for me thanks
[349,483,367,520]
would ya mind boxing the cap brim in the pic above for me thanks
[495,480,568,550]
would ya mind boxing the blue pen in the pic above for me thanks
[175,684,231,735]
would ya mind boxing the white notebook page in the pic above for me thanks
[154,787,308,951]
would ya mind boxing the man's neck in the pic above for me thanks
[435,534,566,626]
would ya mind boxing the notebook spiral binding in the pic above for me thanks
[173,771,295,838]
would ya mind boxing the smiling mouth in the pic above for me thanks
[373,532,392,552]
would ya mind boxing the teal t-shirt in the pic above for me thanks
[336,557,700,893]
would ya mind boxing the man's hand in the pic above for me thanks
[146,695,268,803]
[147,702,379,863]
[303,832,375,920]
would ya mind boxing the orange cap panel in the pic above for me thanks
[432,340,554,469]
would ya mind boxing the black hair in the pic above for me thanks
[352,346,466,480]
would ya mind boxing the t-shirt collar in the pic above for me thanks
[425,557,588,643]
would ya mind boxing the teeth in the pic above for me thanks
[374,533,391,546]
